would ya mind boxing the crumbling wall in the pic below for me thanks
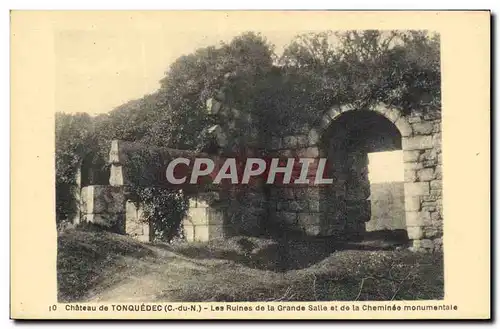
[402,110,443,251]
[267,103,442,252]
[80,185,126,234]
[73,100,442,252]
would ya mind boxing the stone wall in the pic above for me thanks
[74,101,442,252]
[80,185,126,234]
[125,201,150,242]
[183,194,226,242]
[402,111,442,252]
[266,103,442,251]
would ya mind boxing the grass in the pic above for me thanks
[58,228,443,303]
[57,228,157,302]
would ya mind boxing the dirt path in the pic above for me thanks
[87,247,227,302]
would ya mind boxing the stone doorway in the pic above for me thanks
[319,109,407,241]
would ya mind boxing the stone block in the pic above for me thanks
[326,106,341,119]
[407,226,423,239]
[188,198,197,208]
[81,185,126,214]
[419,149,437,162]
[109,165,124,186]
[430,180,442,190]
[404,162,424,170]
[185,207,207,226]
[422,160,437,168]
[404,169,417,182]
[277,149,293,157]
[183,224,209,242]
[278,188,295,200]
[308,129,320,145]
[295,187,320,200]
[108,140,121,164]
[319,115,331,130]
[424,226,442,239]
[300,124,312,134]
[417,168,434,182]
[419,239,434,249]
[431,211,441,221]
[297,213,322,227]
[395,117,413,137]
[296,135,309,147]
[430,189,442,196]
[433,122,441,133]
[421,211,432,226]
[421,205,436,212]
[434,237,443,251]
[435,166,442,179]
[296,147,319,158]
[276,200,288,211]
[405,182,430,196]
[402,135,433,150]
[406,211,424,227]
[278,212,297,226]
[408,115,422,124]
[322,223,345,236]
[282,136,295,149]
[371,103,388,116]
[293,187,307,200]
[405,196,421,211]
[385,107,401,123]
[308,199,320,212]
[183,224,195,242]
[208,224,226,239]
[206,98,222,115]
[207,207,225,225]
[412,122,433,135]
[403,150,420,163]
[340,104,355,113]
[82,213,125,233]
[432,133,442,148]
[422,202,436,210]
[288,200,308,212]
[305,225,321,236]
[270,137,282,150]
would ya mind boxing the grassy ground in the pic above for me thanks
[58,229,443,303]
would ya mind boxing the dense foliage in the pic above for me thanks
[55,30,440,239]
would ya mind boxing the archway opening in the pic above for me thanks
[367,150,405,232]
[320,110,407,242]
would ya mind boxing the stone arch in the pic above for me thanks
[308,103,441,251]
[313,103,413,140]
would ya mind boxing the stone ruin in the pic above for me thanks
[70,77,443,252]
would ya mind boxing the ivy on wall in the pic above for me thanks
[55,30,441,240]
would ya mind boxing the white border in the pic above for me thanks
[4,2,497,328]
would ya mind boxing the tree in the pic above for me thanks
[55,112,97,223]
[278,30,441,117]
[55,30,441,238]
[144,32,275,150]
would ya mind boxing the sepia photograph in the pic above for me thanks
[10,10,490,320]
[55,27,443,303]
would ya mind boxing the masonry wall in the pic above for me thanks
[76,102,442,252]
[402,111,443,251]
[266,103,443,252]
[183,194,227,242]
[80,185,126,234]
[125,201,150,242]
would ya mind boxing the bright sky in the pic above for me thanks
[55,29,301,115]
[368,151,404,183]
